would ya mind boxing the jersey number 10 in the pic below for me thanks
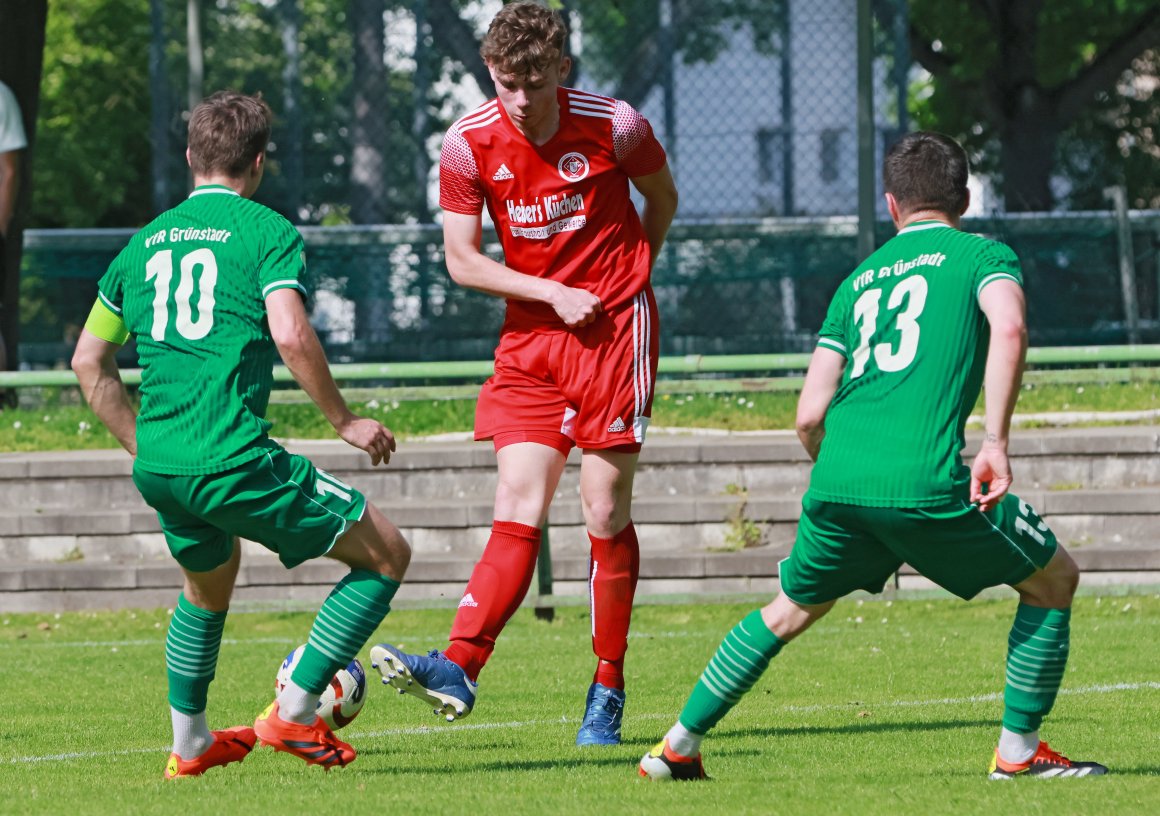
[850,275,929,378]
[145,248,218,341]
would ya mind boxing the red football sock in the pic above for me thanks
[594,657,625,690]
[588,523,640,690]
[445,521,541,681]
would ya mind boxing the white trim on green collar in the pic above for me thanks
[898,220,952,235]
[189,186,241,198]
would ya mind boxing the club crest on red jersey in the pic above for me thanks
[558,151,590,182]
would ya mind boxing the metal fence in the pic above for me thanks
[20,211,1160,367]
[129,0,908,224]
[12,0,1160,366]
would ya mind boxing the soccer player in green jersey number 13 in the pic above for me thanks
[639,132,1108,782]
[71,91,412,777]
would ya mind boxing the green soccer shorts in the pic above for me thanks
[779,492,1059,604]
[133,448,367,573]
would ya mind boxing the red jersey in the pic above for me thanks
[439,86,667,328]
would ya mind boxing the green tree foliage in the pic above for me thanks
[906,0,1159,211]
[33,1,1158,225]
[199,0,360,223]
[428,0,784,107]
[31,0,787,230]
[33,0,152,227]
[1055,51,1160,210]
[31,0,437,229]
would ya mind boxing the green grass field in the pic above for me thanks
[1,379,1158,451]
[1,595,1156,815]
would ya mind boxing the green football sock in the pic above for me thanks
[678,609,787,734]
[291,570,400,694]
[1001,604,1071,734]
[166,594,227,715]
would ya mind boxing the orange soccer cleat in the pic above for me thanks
[163,726,257,779]
[988,741,1108,779]
[253,701,356,769]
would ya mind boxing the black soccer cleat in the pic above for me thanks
[988,741,1108,779]
[638,739,708,781]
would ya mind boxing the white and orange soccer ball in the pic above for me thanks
[274,645,367,730]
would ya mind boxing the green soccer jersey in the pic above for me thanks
[97,185,307,475]
[806,220,1023,507]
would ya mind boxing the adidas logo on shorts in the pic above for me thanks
[458,593,480,608]
[607,417,627,433]
[492,163,514,181]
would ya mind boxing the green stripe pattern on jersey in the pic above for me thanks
[166,594,227,715]
[97,185,307,475]
[677,610,786,734]
[807,221,1022,507]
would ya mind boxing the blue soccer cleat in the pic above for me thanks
[575,682,625,745]
[369,644,477,722]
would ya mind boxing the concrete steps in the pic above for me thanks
[4,544,1158,614]
[1,426,1158,610]
[0,485,1156,556]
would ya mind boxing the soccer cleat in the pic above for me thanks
[253,701,356,769]
[638,739,708,781]
[163,726,257,779]
[370,644,477,721]
[575,682,626,746]
[987,741,1109,779]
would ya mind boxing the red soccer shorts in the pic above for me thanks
[475,287,659,453]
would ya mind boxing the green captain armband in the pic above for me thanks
[83,298,130,345]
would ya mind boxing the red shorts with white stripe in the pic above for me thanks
[474,287,659,453]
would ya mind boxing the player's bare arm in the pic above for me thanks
[795,347,845,462]
[971,279,1028,511]
[0,148,19,238]
[630,164,678,267]
[442,209,601,328]
[71,329,137,455]
[265,288,396,466]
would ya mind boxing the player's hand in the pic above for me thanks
[550,284,602,328]
[970,442,1012,512]
[336,414,397,466]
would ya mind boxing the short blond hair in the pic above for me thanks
[480,1,567,78]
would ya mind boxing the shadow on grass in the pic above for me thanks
[714,717,995,741]
[356,749,1158,780]
[352,752,737,776]
[1101,765,1160,777]
[352,718,1007,775]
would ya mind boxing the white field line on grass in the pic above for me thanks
[1,630,700,651]
[6,681,1159,766]
[0,637,301,649]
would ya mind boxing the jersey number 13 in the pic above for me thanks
[850,275,928,378]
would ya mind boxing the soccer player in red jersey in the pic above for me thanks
[372,1,678,745]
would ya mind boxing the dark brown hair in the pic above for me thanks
[187,91,272,177]
[480,1,567,78]
[883,131,969,216]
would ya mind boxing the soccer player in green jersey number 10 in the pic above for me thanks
[71,91,412,777]
[639,132,1108,781]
